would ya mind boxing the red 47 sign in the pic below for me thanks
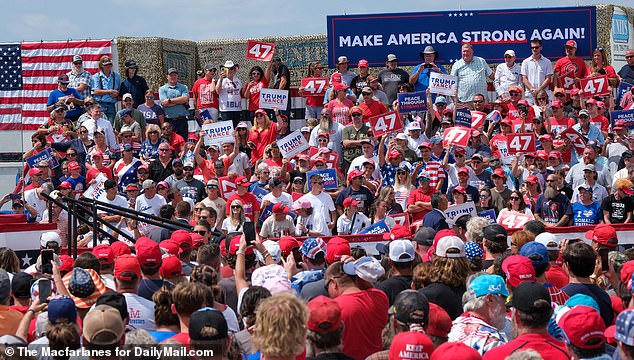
[218,178,236,200]
[246,40,275,62]
[369,110,402,137]
[471,111,486,130]
[391,213,410,229]
[442,127,470,147]
[498,211,532,229]
[579,75,610,98]
[561,127,587,155]
[506,133,536,154]
[300,77,328,97]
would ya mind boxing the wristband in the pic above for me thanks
[261,250,271,259]
[27,308,37,314]
[236,250,245,256]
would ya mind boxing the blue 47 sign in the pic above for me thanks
[327,7,596,67]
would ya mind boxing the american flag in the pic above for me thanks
[0,40,112,130]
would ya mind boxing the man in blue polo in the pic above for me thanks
[159,68,190,141]
[47,74,85,122]
[91,55,121,122]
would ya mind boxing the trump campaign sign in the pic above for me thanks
[202,121,234,146]
[611,110,634,129]
[327,7,596,67]
[278,130,309,158]
[397,92,427,114]
[259,89,289,110]
[429,73,457,96]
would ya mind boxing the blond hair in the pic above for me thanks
[253,293,308,358]
[146,124,161,139]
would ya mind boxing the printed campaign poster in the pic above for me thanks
[202,121,234,146]
[278,130,309,158]
[360,220,390,234]
[26,148,60,169]
[610,110,634,128]
[259,89,289,110]
[397,92,427,114]
[444,201,477,225]
[306,169,338,191]
[478,209,497,225]
[82,173,109,201]
[429,73,458,96]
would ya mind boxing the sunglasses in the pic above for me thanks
[67,153,77,157]
[159,148,170,152]
[196,230,208,235]
[79,130,88,134]
[256,114,265,118]
[137,170,148,174]
[536,97,547,101]
[555,93,565,98]
[231,205,242,209]
[311,181,324,185]
[199,216,208,220]
[531,46,541,49]
[318,138,328,142]
[510,197,521,200]
[510,93,521,96]
[473,100,483,104]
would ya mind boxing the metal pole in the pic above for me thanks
[73,202,77,259]
[67,201,72,256]
[92,202,98,248]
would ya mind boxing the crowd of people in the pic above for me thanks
[0,39,633,359]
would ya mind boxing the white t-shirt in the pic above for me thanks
[295,191,336,236]
[123,292,156,332]
[24,188,46,222]
[135,194,166,217]
[222,218,246,233]
[201,196,227,229]
[220,152,250,176]
[261,192,294,208]
[295,213,328,236]
[348,154,380,180]
[218,77,243,111]
[98,195,129,232]
[337,212,370,235]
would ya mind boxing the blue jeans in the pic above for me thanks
[99,102,116,124]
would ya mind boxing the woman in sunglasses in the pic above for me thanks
[248,109,280,165]
[221,199,246,235]
[242,64,272,120]
[587,48,619,87]
[37,105,76,141]
[140,124,162,162]
[497,190,534,226]
[49,125,94,173]
[299,61,326,119]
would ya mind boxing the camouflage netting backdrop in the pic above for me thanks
[116,5,633,92]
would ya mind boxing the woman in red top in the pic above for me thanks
[263,142,291,180]
[248,109,279,165]
[299,61,326,119]
[586,48,619,87]
[327,83,354,125]
[241,63,271,119]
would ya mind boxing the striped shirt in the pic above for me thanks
[451,56,493,102]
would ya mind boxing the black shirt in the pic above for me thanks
[418,282,465,320]
[562,282,613,327]
[376,275,412,305]
[601,194,634,224]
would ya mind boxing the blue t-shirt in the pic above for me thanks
[47,88,84,118]
[159,83,189,118]
[572,201,602,226]
[66,176,86,192]
[410,65,448,92]
[138,103,165,126]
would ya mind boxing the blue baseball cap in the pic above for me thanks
[565,294,600,313]
[48,295,77,324]
[434,96,447,104]
[616,309,634,346]
[468,274,509,298]
[119,109,132,118]
[519,241,549,265]
[343,256,373,276]
[300,238,326,260]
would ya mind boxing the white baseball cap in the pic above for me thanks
[41,232,62,248]
[535,232,560,251]
[389,240,416,262]
[435,236,466,258]
[256,240,282,264]
[504,50,516,57]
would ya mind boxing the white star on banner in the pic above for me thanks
[22,253,32,267]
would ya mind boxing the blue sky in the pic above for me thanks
[1,0,632,42]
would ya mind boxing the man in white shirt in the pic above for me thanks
[295,173,337,236]
[494,50,522,98]
[348,139,380,179]
[24,183,54,222]
[220,139,251,178]
[200,179,226,229]
[97,179,130,235]
[521,39,554,104]
[261,177,294,210]
[114,255,156,331]
[135,180,166,217]
[80,104,118,149]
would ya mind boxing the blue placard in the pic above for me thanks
[610,110,634,129]
[252,186,270,205]
[306,169,338,191]
[478,209,497,225]
[200,109,212,121]
[259,204,273,222]
[359,220,390,234]
[397,92,427,114]
[616,82,633,108]
[455,107,472,128]
[26,148,59,169]
[327,7,596,67]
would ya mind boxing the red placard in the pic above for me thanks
[579,75,610,98]
[506,133,536,154]
[369,110,402,137]
[561,127,587,155]
[218,178,236,201]
[246,40,275,62]
[442,127,470,147]
[498,211,532,229]
[300,77,329,97]
[390,213,410,229]
[308,147,339,169]
[471,111,486,130]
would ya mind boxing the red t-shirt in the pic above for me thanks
[327,99,355,125]
[248,122,278,165]
[407,187,438,222]
[590,115,609,132]
[554,56,587,91]
[549,116,575,137]
[490,134,509,159]
[192,78,219,109]
[169,133,186,152]
[359,100,387,120]
[226,192,260,221]
[335,289,389,360]
[86,167,113,184]
[585,65,617,78]
[245,79,270,111]
[483,333,570,360]
[164,332,190,348]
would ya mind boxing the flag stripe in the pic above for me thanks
[0,40,111,130]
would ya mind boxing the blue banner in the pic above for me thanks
[455,107,472,128]
[252,186,270,205]
[478,209,497,225]
[616,82,633,108]
[259,204,273,222]
[397,92,427,114]
[26,148,59,169]
[360,220,390,234]
[327,7,596,67]
[306,169,338,191]
[610,110,634,129]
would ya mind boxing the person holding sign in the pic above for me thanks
[407,171,437,223]
[553,40,587,94]
[409,46,447,93]
[497,190,534,224]
[241,63,272,120]
[299,61,326,119]
[216,60,243,127]
[271,57,291,116]
[336,197,370,235]
[248,109,281,165]
[327,83,355,126]
[192,63,220,122]
[359,87,387,119]
[571,185,602,226]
